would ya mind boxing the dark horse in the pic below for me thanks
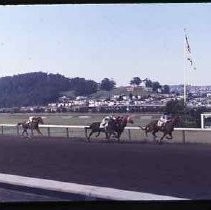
[139,116,180,144]
[84,122,106,140]
[17,116,44,137]
[105,116,134,142]
[84,116,134,141]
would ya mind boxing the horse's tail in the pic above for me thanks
[139,125,146,130]
[139,125,151,137]
[84,126,90,138]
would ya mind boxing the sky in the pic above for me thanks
[0,3,210,86]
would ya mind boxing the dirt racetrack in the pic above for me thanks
[0,135,210,200]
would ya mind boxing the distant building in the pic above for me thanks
[126,86,134,92]
[76,96,87,100]
[144,87,153,92]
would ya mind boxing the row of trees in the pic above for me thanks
[0,72,71,107]
[130,77,170,94]
[95,76,170,94]
[68,77,116,95]
[0,72,171,108]
[165,99,208,128]
[0,73,118,107]
[71,76,171,94]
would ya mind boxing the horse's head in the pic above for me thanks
[172,116,181,126]
[36,117,45,124]
[167,115,181,127]
[127,116,134,124]
[121,115,134,125]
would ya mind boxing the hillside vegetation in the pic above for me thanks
[0,72,71,107]
[0,72,111,107]
[0,72,164,108]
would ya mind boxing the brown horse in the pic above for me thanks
[105,116,134,142]
[17,116,44,138]
[139,116,180,144]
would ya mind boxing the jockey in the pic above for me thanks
[157,112,172,127]
[100,115,116,129]
[26,116,36,124]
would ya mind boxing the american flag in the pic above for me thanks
[185,34,191,54]
[184,29,196,70]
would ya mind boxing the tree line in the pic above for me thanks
[165,99,210,128]
[130,77,170,94]
[0,72,170,108]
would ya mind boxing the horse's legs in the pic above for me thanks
[35,128,43,136]
[22,128,27,135]
[160,132,166,140]
[166,132,173,139]
[106,132,111,140]
[159,132,167,144]
[117,132,121,143]
[88,130,94,140]
[30,127,34,137]
[95,131,101,137]
[22,129,30,138]
[107,132,111,140]
[84,128,89,138]
[152,129,158,137]
[104,127,109,140]
[152,130,157,141]
[111,131,117,138]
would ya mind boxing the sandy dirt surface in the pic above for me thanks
[0,136,210,200]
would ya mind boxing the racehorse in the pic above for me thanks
[84,122,106,141]
[84,116,134,141]
[17,116,44,138]
[105,115,134,142]
[139,116,180,144]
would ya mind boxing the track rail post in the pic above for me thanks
[66,128,69,138]
[182,130,186,144]
[47,127,50,137]
[17,126,19,136]
[128,129,131,141]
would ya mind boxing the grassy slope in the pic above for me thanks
[60,86,150,99]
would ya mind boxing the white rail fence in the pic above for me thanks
[1,124,211,144]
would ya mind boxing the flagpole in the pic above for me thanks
[184,28,187,106]
[184,28,196,106]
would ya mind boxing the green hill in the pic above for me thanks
[0,72,152,108]
[0,72,70,107]
[61,86,150,100]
